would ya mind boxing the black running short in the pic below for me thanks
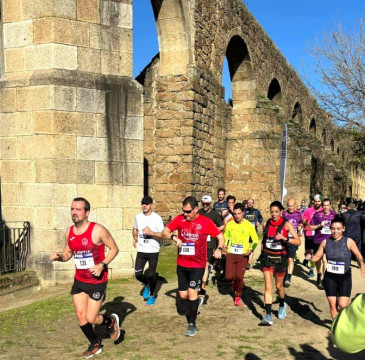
[176,265,205,291]
[323,269,352,297]
[313,242,322,254]
[71,279,107,301]
[287,243,298,259]
[305,235,315,251]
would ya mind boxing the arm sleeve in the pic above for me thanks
[133,216,138,230]
[156,215,165,232]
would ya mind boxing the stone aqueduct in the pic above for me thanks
[0,0,364,283]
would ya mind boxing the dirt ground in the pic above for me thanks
[1,244,365,360]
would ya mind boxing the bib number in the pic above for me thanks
[327,261,345,274]
[320,227,331,235]
[74,253,95,269]
[179,243,195,256]
[265,238,282,250]
[231,244,243,255]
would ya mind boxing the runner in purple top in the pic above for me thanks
[283,198,303,287]
[310,198,337,289]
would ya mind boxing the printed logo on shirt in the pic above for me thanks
[196,224,202,230]
[70,236,75,241]
[92,292,101,300]
[82,238,88,246]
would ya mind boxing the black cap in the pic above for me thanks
[141,196,153,205]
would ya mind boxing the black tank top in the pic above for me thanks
[324,236,352,273]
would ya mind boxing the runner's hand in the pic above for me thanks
[50,252,61,261]
[175,238,182,248]
[89,263,104,277]
[361,268,365,278]
[275,234,286,241]
[213,249,222,259]
[143,226,153,236]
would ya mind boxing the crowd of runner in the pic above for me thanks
[50,191,365,357]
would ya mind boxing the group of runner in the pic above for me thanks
[50,192,365,357]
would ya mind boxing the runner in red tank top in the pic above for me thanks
[162,196,225,337]
[50,197,120,358]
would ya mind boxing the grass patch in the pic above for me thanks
[235,344,255,356]
[156,244,179,281]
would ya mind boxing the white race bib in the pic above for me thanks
[179,243,195,255]
[265,238,283,250]
[231,244,244,255]
[327,261,345,274]
[311,230,315,236]
[207,235,211,242]
[320,227,331,235]
[74,252,95,269]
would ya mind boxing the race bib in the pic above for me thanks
[265,238,282,250]
[74,252,95,269]
[231,244,244,255]
[179,243,195,255]
[311,230,315,236]
[207,235,211,242]
[327,261,345,274]
[320,227,331,235]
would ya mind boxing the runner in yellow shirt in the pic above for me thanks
[224,203,259,306]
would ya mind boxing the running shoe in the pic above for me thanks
[146,296,156,306]
[261,314,273,325]
[109,314,120,341]
[284,277,291,288]
[198,295,205,307]
[234,297,242,306]
[278,303,287,320]
[82,341,103,359]
[142,285,150,300]
[303,259,308,267]
[185,324,197,337]
[317,280,324,290]
[309,269,315,277]
[246,263,251,270]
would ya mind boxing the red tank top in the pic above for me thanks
[263,217,289,257]
[68,222,108,284]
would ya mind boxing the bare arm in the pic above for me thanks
[132,227,138,248]
[49,229,73,262]
[348,238,365,278]
[312,241,326,263]
[143,226,164,240]
[162,226,182,247]
[213,233,225,259]
[284,221,301,246]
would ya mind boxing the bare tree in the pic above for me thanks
[305,19,365,130]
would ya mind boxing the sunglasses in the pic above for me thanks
[182,208,193,214]
[202,203,211,206]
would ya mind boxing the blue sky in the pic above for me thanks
[133,1,365,100]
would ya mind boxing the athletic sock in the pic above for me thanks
[317,273,322,283]
[147,276,157,296]
[265,304,272,316]
[287,274,292,281]
[279,297,285,307]
[188,299,200,326]
[80,323,98,344]
[101,314,112,327]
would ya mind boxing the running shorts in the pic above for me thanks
[323,269,352,297]
[176,265,205,291]
[287,243,298,259]
[305,235,314,251]
[71,279,107,301]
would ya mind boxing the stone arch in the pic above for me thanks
[292,102,303,124]
[309,118,316,134]
[150,0,193,76]
[224,34,255,109]
[337,146,340,155]
[267,78,282,105]
[322,129,327,144]
[331,139,335,152]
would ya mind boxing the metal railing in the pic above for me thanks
[0,222,31,275]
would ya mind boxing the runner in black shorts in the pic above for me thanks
[312,215,365,324]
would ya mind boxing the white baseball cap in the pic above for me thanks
[201,195,212,203]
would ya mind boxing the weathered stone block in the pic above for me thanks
[76,88,105,113]
[53,135,77,159]
[33,18,55,43]
[22,0,76,20]
[4,48,25,72]
[0,160,34,182]
[2,0,22,22]
[107,185,143,208]
[125,116,143,140]
[122,207,139,230]
[78,48,101,73]
[1,183,20,206]
[0,137,18,159]
[0,112,32,136]
[0,89,17,112]
[54,207,71,230]
[123,163,143,185]
[101,51,120,75]
[77,160,95,183]
[77,136,107,161]
[123,140,143,163]
[35,207,55,229]
[34,159,56,182]
[2,206,35,223]
[95,161,123,184]
[101,1,132,28]
[54,19,90,47]
[55,159,78,183]
[77,0,100,23]
[3,21,33,48]
[54,112,95,136]
[54,184,77,206]
[77,184,108,208]
[17,86,52,111]
[96,207,123,230]
[53,86,77,111]
[53,44,78,70]
[20,183,55,206]
[31,229,60,252]
[33,111,54,134]
[120,52,132,77]
[18,135,53,159]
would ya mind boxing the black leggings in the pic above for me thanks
[134,252,159,296]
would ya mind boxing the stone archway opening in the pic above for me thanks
[309,118,316,134]
[322,129,327,144]
[331,139,335,152]
[268,78,282,106]
[292,102,303,125]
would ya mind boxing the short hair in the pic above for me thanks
[233,203,245,211]
[182,196,198,209]
[242,199,248,206]
[348,202,356,209]
[331,214,345,227]
[73,197,91,211]
[218,188,226,194]
[270,201,284,211]
[323,198,331,205]
[227,195,236,202]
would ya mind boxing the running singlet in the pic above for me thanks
[167,214,221,268]
[324,236,352,274]
[282,210,302,238]
[263,217,289,257]
[302,206,322,236]
[68,222,107,284]
[311,210,337,244]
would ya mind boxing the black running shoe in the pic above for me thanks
[82,341,103,359]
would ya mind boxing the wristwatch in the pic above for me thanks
[170,234,176,241]
[101,262,107,269]
[217,247,223,251]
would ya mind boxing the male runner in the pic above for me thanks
[162,196,225,337]
[213,188,228,216]
[302,195,323,276]
[50,197,120,358]
[283,198,303,287]
[310,198,336,289]
[133,196,165,306]
[197,195,224,302]
[243,198,263,268]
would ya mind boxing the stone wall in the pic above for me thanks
[0,0,143,285]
